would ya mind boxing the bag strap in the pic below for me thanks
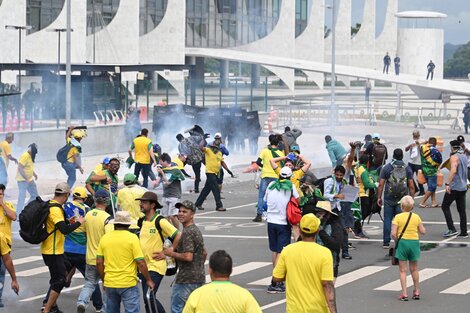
[396,212,412,248]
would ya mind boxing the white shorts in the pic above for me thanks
[161,197,179,217]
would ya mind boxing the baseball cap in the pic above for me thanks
[135,191,163,209]
[72,186,88,199]
[102,157,111,165]
[124,173,137,184]
[280,166,293,178]
[94,189,109,200]
[110,211,136,225]
[55,182,71,194]
[214,132,222,139]
[175,200,196,212]
[300,213,321,234]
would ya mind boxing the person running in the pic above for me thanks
[97,211,155,313]
[117,173,146,232]
[405,130,425,196]
[61,127,85,188]
[419,137,442,208]
[16,143,38,214]
[129,128,157,188]
[441,140,468,238]
[325,135,347,167]
[392,195,426,301]
[183,250,261,313]
[42,183,85,313]
[272,213,337,313]
[76,189,113,313]
[163,200,207,313]
[0,184,16,307]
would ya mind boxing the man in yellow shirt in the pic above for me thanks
[117,173,146,232]
[42,183,85,313]
[85,157,110,195]
[136,191,181,313]
[273,214,337,313]
[194,136,225,211]
[0,232,19,308]
[62,126,85,188]
[0,184,16,307]
[253,134,285,222]
[128,128,157,188]
[96,211,155,313]
[16,143,38,213]
[183,250,261,313]
[0,132,17,187]
[77,189,113,313]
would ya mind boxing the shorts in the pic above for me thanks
[42,254,67,293]
[395,239,420,261]
[267,223,291,253]
[425,175,437,192]
[161,197,179,217]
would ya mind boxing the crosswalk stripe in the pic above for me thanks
[440,278,470,295]
[374,268,448,291]
[16,266,49,277]
[248,276,272,286]
[19,284,84,302]
[336,266,389,287]
[13,256,43,265]
[206,262,270,282]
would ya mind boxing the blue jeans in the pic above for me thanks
[139,271,165,313]
[383,199,402,245]
[61,162,77,188]
[0,157,7,187]
[0,257,5,302]
[171,283,203,313]
[77,264,106,312]
[134,163,151,188]
[257,177,276,214]
[17,180,38,214]
[106,285,140,313]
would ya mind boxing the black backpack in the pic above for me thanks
[56,143,73,164]
[387,163,408,199]
[19,197,61,244]
[371,143,387,168]
[137,215,178,276]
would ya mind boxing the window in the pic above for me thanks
[26,0,65,34]
[87,0,120,35]
[139,0,168,36]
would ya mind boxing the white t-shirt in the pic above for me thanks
[407,139,421,165]
[264,181,299,225]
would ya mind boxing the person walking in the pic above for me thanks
[391,195,426,301]
[163,200,207,313]
[462,101,470,134]
[383,52,391,74]
[418,137,442,208]
[325,135,347,167]
[0,184,16,307]
[355,154,378,225]
[377,149,415,249]
[441,140,468,238]
[426,60,435,80]
[405,130,425,196]
[183,250,261,313]
[394,55,401,75]
[16,143,38,214]
[129,128,157,188]
[272,213,337,313]
[0,231,19,308]
[97,211,155,313]
[61,126,85,188]
[0,132,18,187]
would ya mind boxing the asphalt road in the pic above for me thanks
[4,171,470,313]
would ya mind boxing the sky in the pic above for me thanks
[344,0,470,44]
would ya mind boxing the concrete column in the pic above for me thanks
[220,59,229,89]
[251,64,260,88]
[195,57,205,88]
[151,71,159,92]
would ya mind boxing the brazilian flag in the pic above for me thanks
[162,163,185,182]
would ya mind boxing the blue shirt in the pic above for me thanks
[64,200,89,255]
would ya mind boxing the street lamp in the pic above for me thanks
[326,0,337,133]
[5,25,33,92]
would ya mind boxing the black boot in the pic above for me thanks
[252,214,262,222]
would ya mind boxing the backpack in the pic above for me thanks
[371,143,387,168]
[56,143,73,164]
[19,197,61,244]
[137,215,177,276]
[387,163,408,199]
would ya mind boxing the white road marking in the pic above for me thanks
[196,202,257,216]
[336,266,389,287]
[196,216,257,219]
[374,268,448,291]
[13,256,43,265]
[261,299,286,311]
[16,266,49,277]
[19,284,84,302]
[205,261,271,282]
[440,278,470,295]
[203,234,268,239]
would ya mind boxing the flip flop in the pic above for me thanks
[418,204,429,208]
[431,204,440,208]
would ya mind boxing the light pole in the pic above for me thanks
[326,0,337,133]
[5,25,33,92]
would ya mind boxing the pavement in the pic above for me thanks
[1,122,469,312]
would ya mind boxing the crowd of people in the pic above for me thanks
[0,121,468,312]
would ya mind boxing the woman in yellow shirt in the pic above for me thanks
[391,195,426,301]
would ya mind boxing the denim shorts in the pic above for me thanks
[267,223,291,253]
[425,175,437,192]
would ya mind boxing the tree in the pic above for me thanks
[444,42,470,78]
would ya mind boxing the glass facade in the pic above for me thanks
[140,0,168,36]
[295,0,308,37]
[87,0,120,35]
[26,0,65,34]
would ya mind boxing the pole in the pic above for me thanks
[264,76,268,112]
[18,29,22,92]
[92,0,96,63]
[165,79,169,105]
[56,32,61,129]
[65,0,72,125]
[235,78,238,107]
[250,80,253,111]
[81,81,85,125]
[146,80,149,121]
[219,78,222,108]
[202,78,205,108]
[330,0,337,134]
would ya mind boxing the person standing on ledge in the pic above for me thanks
[394,55,401,75]
[426,60,435,80]
[383,52,391,74]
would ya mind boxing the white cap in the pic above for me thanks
[214,132,222,139]
[280,166,293,178]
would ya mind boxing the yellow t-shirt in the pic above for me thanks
[66,138,79,164]
[392,212,422,240]
[131,136,152,164]
[0,232,11,256]
[172,157,185,170]
[40,201,65,255]
[84,208,113,265]
[274,167,304,196]
[0,202,16,246]
[273,241,334,313]
[259,148,285,179]
[93,164,106,176]
[117,185,146,229]
[1,140,12,167]
[140,215,178,275]
[183,281,262,313]
[16,152,34,182]
[97,230,144,288]
[204,148,223,175]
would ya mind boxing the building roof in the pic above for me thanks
[395,11,447,19]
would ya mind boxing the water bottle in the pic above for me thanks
[164,238,176,269]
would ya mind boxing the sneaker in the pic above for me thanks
[348,242,356,250]
[342,253,352,260]
[216,207,226,212]
[267,283,285,294]
[252,214,262,222]
[443,230,458,237]
[50,305,64,313]
[383,244,390,249]
[77,304,86,313]
[196,205,204,210]
[457,233,469,239]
